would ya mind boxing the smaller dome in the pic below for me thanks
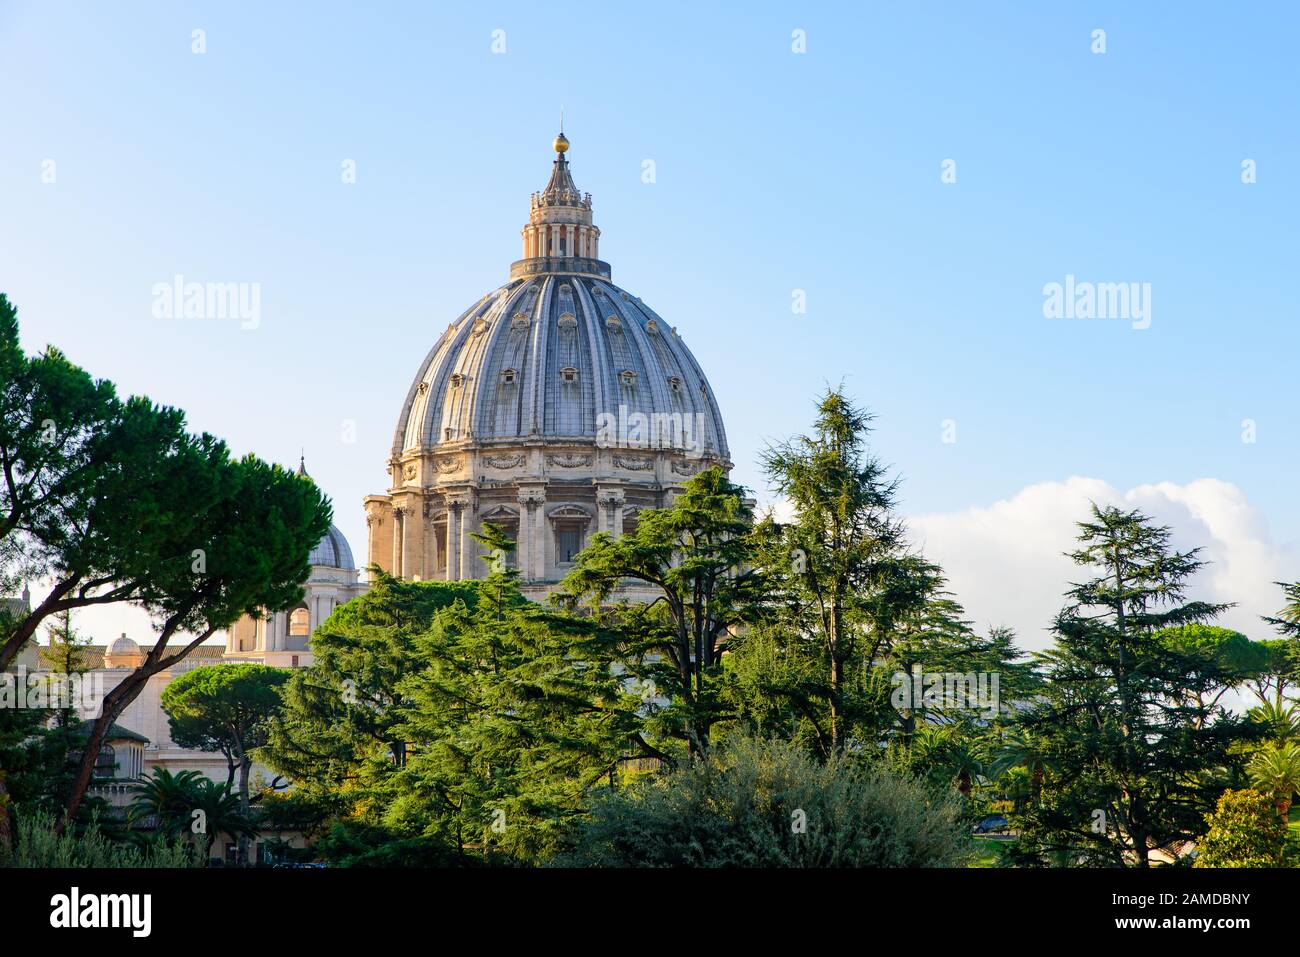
[309,525,355,569]
[109,634,140,656]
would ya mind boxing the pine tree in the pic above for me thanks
[1009,504,1245,867]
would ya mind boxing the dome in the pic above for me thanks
[392,133,728,461]
[108,634,140,656]
[367,131,731,590]
[309,525,355,569]
[392,276,729,458]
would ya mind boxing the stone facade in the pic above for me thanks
[365,133,731,599]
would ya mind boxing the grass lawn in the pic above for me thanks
[970,835,1014,867]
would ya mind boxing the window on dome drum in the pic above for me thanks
[557,526,583,564]
[289,606,310,637]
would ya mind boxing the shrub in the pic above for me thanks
[4,808,192,868]
[1193,789,1286,868]
[561,735,974,867]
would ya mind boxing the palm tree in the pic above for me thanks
[1247,700,1300,746]
[128,768,205,839]
[989,727,1055,805]
[130,769,257,864]
[1247,743,1300,819]
[910,724,983,798]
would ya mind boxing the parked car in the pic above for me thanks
[973,814,1010,834]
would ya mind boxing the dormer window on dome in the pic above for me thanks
[450,373,465,389]
[668,376,682,392]
[605,315,621,330]
[620,369,637,385]
[560,367,578,384]
[501,369,518,384]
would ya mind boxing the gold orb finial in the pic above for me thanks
[553,131,569,154]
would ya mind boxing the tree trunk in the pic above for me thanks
[0,768,11,856]
[236,754,251,867]
[62,625,214,829]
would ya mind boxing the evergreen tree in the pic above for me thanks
[1008,504,1245,868]
[558,467,763,759]
[161,663,292,865]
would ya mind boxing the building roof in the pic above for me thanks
[297,456,356,570]
[391,134,729,461]
[308,525,355,569]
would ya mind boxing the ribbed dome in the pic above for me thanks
[392,276,729,458]
[108,635,140,656]
[309,525,355,569]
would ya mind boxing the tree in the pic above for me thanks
[39,609,91,731]
[390,523,638,862]
[128,769,255,865]
[1193,789,1287,868]
[757,390,910,752]
[0,295,331,830]
[558,467,763,759]
[265,535,637,866]
[1157,625,1268,725]
[1008,504,1243,868]
[63,453,330,826]
[1246,700,1300,747]
[160,663,291,865]
[1247,743,1300,819]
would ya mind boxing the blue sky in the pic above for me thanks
[2,1,1296,647]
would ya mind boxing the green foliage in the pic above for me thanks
[265,554,637,865]
[1194,789,1287,868]
[128,768,256,864]
[1246,743,1300,817]
[561,734,974,867]
[558,467,763,758]
[738,390,1038,762]
[1008,504,1245,868]
[161,663,290,783]
[0,293,333,823]
[4,807,191,868]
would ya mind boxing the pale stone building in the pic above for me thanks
[223,458,368,669]
[364,131,731,599]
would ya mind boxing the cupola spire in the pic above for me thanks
[513,128,606,278]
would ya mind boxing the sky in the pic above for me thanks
[2,1,1296,653]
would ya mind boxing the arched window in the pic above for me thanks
[289,606,310,637]
[94,745,117,779]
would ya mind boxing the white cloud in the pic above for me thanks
[908,477,1298,652]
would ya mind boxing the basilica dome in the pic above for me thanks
[365,132,731,594]
[308,525,355,570]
